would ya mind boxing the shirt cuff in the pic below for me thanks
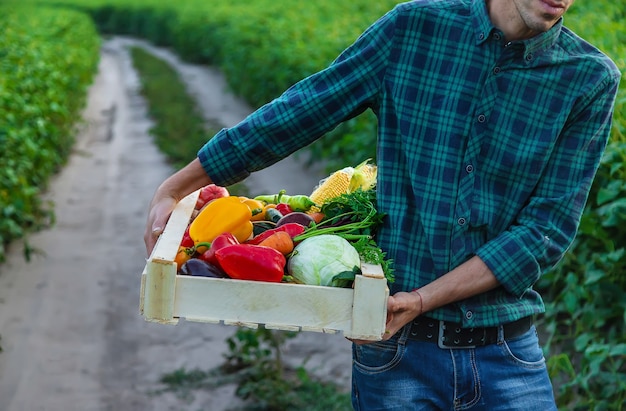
[197,128,250,187]
[475,231,541,298]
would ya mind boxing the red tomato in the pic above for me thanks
[195,184,230,209]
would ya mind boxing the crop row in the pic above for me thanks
[0,5,100,261]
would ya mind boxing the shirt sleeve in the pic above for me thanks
[476,70,621,297]
[197,8,397,186]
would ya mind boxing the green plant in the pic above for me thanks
[127,45,249,195]
[129,46,217,170]
[0,4,100,262]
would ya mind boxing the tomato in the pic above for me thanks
[195,184,230,209]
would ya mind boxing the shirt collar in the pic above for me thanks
[471,0,563,61]
[471,0,496,45]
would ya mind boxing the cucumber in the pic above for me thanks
[252,221,276,236]
[265,208,284,223]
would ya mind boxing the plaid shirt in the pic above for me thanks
[199,0,621,326]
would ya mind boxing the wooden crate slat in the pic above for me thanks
[142,259,179,325]
[346,274,389,340]
[173,276,354,332]
[222,320,259,329]
[360,262,385,279]
[150,189,199,263]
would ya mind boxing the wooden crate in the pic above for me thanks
[140,190,389,341]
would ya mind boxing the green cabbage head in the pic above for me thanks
[287,234,360,287]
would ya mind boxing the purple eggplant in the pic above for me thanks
[276,212,315,228]
[180,258,228,278]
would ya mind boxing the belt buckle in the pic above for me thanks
[437,320,477,349]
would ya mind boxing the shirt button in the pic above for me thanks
[465,311,473,320]
[493,66,501,74]
[457,217,466,226]
[493,33,502,41]
[465,164,474,173]
[479,33,485,40]
[526,53,533,61]
[477,114,486,123]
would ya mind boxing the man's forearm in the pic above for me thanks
[418,255,500,314]
[154,158,213,203]
[144,158,213,254]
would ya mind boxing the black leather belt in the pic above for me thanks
[407,316,533,349]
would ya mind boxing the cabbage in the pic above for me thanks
[287,234,360,287]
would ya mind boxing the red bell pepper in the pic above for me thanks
[215,244,286,282]
[198,232,239,267]
[246,223,306,245]
[180,226,195,248]
[275,203,293,215]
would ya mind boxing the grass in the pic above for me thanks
[129,44,248,196]
[129,46,217,171]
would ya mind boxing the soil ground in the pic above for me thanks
[0,37,353,411]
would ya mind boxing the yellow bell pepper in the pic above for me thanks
[189,196,253,244]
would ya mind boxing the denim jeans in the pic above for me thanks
[351,323,557,410]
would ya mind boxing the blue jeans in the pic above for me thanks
[351,323,557,410]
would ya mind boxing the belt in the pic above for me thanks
[407,316,533,349]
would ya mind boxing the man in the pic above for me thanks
[145,0,620,409]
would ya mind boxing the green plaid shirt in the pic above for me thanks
[199,0,621,326]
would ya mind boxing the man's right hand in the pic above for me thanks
[143,158,213,255]
[144,195,178,255]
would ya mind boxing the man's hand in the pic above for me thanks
[347,256,501,345]
[383,290,424,339]
[349,290,423,345]
[144,195,178,255]
[143,158,213,255]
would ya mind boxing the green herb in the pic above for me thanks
[352,236,395,284]
[293,189,394,283]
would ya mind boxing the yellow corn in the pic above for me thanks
[348,159,377,193]
[308,159,377,212]
[308,167,353,212]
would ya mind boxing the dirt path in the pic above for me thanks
[0,37,353,411]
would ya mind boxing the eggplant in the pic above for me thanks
[180,258,228,278]
[276,212,315,228]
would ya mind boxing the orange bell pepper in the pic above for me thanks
[239,197,267,221]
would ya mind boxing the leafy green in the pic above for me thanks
[293,189,394,283]
[288,235,362,287]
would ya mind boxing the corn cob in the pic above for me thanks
[349,159,377,193]
[308,159,377,212]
